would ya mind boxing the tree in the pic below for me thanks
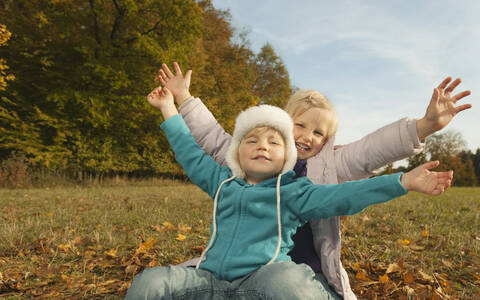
[1,0,292,177]
[0,0,203,174]
[253,43,291,107]
[0,24,14,91]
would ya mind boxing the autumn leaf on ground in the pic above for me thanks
[162,221,176,230]
[386,263,402,274]
[422,230,429,237]
[176,234,187,241]
[57,243,72,252]
[403,271,415,283]
[178,224,192,232]
[104,248,118,258]
[397,239,411,246]
[379,274,389,283]
[135,237,155,255]
[356,270,370,281]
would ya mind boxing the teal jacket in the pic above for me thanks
[161,114,407,281]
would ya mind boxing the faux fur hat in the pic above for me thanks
[225,105,297,179]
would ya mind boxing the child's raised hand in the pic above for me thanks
[147,86,174,110]
[401,161,453,195]
[158,62,192,106]
[417,77,472,139]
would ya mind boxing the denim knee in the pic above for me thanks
[245,261,339,300]
[126,267,171,300]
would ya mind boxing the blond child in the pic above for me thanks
[158,62,471,299]
[125,86,452,299]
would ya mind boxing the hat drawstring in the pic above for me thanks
[266,174,282,265]
[196,175,236,269]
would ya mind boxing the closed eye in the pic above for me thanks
[295,123,305,128]
[314,130,324,137]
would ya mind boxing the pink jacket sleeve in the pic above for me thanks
[333,117,425,182]
[178,97,232,165]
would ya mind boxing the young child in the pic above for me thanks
[125,86,453,299]
[158,62,471,299]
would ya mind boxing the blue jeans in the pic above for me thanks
[125,261,341,299]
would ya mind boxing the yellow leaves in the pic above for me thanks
[135,237,155,255]
[162,221,176,230]
[104,248,118,259]
[150,221,191,241]
[176,234,187,241]
[57,243,72,252]
[397,239,411,246]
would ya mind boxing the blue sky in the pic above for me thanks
[211,0,479,158]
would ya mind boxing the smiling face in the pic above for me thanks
[238,127,286,185]
[293,107,332,160]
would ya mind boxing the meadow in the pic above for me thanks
[0,181,479,299]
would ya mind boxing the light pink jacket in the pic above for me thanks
[178,97,425,299]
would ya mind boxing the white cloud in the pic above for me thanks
[212,0,480,151]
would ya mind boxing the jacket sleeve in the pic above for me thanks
[334,117,424,182]
[160,114,224,199]
[292,173,407,221]
[178,97,232,165]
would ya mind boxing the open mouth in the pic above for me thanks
[295,142,311,152]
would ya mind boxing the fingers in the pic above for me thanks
[454,103,472,114]
[162,63,175,78]
[173,62,182,76]
[430,87,439,105]
[185,69,192,83]
[158,69,168,84]
[437,77,452,89]
[451,90,471,103]
[444,78,461,94]
[423,160,440,170]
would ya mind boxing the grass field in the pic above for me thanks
[0,181,479,299]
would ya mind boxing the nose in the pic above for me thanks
[257,140,268,151]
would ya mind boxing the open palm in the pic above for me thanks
[424,77,471,132]
[402,161,453,195]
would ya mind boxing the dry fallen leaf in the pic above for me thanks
[403,271,415,283]
[379,274,389,283]
[386,263,402,274]
[104,248,118,258]
[397,239,411,246]
[162,221,176,230]
[135,237,155,255]
[355,270,370,281]
[176,234,187,241]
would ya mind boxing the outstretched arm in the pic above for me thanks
[333,77,471,182]
[159,62,232,165]
[147,85,225,199]
[416,77,472,140]
[401,161,453,195]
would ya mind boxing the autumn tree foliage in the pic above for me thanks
[253,43,291,108]
[0,0,291,178]
[407,130,478,186]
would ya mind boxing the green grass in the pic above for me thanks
[0,183,479,299]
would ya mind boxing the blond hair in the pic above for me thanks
[284,90,338,137]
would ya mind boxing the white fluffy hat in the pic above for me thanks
[225,105,297,179]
